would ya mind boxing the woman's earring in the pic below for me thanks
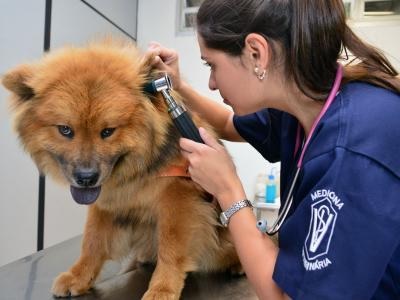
[258,69,266,80]
[254,66,266,81]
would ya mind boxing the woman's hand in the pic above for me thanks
[146,42,183,92]
[180,127,246,210]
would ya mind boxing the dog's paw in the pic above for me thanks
[51,271,92,297]
[141,289,179,300]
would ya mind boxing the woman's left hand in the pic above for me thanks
[180,127,246,210]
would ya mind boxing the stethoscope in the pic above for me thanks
[257,64,343,236]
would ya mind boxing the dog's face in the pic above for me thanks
[2,42,176,204]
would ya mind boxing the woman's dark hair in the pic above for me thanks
[196,0,400,100]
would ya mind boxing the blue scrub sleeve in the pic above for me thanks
[232,109,282,162]
[273,148,400,299]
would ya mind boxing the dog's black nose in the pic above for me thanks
[74,169,99,187]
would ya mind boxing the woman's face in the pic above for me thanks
[198,35,266,115]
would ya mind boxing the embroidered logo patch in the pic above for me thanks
[303,189,344,271]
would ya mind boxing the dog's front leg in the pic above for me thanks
[51,206,111,297]
[142,199,195,300]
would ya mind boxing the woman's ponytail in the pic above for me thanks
[289,0,345,100]
[342,24,400,92]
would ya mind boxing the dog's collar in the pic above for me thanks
[158,160,218,205]
[158,160,190,178]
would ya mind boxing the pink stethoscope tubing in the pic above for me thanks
[265,64,343,235]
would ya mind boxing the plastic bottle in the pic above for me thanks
[265,173,277,203]
[254,173,267,203]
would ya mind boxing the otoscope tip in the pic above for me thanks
[143,74,172,96]
[143,81,157,95]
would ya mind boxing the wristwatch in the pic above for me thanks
[220,199,253,227]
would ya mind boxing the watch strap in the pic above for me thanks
[220,199,252,227]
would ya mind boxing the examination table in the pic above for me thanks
[0,236,257,300]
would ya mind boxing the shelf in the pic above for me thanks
[252,197,281,210]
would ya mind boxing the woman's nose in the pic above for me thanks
[208,74,217,91]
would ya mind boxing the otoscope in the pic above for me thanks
[144,75,204,143]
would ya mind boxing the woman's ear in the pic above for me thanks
[244,33,270,70]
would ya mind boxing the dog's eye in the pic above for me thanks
[58,125,74,138]
[100,128,115,139]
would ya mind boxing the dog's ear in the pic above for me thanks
[138,52,164,102]
[2,65,36,102]
[138,51,156,78]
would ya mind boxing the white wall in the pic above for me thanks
[0,0,46,268]
[350,20,400,70]
[0,0,137,267]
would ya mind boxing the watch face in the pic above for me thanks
[220,212,228,227]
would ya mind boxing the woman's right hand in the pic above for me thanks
[146,42,183,92]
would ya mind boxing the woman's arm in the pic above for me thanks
[147,43,243,141]
[228,208,290,300]
[180,128,290,300]
[178,81,243,141]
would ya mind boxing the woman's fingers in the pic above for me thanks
[146,42,182,91]
[179,132,239,200]
[199,127,221,149]
[179,137,202,154]
[148,41,161,49]
[148,43,177,65]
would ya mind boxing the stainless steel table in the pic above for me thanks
[0,236,258,300]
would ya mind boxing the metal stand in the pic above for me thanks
[37,0,52,252]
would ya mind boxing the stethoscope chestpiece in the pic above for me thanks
[256,219,268,233]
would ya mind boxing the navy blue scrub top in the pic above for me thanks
[233,82,400,299]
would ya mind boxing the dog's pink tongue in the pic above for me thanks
[70,186,101,205]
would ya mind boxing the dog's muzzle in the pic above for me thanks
[70,168,102,205]
[74,169,99,187]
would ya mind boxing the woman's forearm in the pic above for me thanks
[227,208,288,299]
[215,179,287,300]
[179,122,287,299]
[178,81,243,141]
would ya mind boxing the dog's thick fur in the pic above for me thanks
[2,40,240,299]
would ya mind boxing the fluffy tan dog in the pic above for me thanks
[2,40,240,299]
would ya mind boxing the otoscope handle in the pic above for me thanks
[172,111,204,143]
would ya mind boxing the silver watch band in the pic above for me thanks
[220,199,252,227]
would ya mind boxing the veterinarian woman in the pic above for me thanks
[147,0,400,298]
